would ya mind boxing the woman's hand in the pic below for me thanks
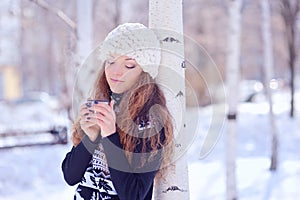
[79,103,101,142]
[91,100,116,138]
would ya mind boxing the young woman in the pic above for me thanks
[62,23,174,200]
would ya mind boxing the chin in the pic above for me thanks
[110,88,125,94]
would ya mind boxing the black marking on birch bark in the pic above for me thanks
[162,186,187,193]
[175,143,181,148]
[162,37,180,43]
[227,113,237,120]
[175,91,184,98]
[181,60,186,68]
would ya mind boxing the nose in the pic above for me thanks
[110,60,126,76]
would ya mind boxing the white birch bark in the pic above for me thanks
[261,0,279,171]
[149,0,189,199]
[226,0,243,199]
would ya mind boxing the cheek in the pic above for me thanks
[128,76,141,89]
[104,69,109,83]
[133,74,141,82]
[122,73,140,88]
[104,66,110,76]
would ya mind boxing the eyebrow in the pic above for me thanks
[125,58,135,61]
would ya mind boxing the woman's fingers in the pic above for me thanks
[87,113,111,125]
[79,104,91,116]
[79,103,99,127]
[109,100,115,110]
[79,102,111,125]
[90,103,116,122]
[78,101,116,138]
[92,107,108,117]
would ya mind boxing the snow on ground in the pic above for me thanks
[0,92,299,200]
[187,104,300,200]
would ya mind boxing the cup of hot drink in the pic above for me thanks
[86,99,109,114]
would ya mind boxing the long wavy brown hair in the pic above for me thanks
[71,66,174,176]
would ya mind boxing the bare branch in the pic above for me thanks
[28,0,76,30]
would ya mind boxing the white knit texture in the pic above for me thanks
[98,23,161,79]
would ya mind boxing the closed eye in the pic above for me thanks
[125,65,136,69]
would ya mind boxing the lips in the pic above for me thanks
[110,78,124,83]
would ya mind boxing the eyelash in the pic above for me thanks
[106,60,136,69]
[125,65,136,69]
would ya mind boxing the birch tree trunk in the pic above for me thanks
[226,0,243,199]
[149,0,189,199]
[261,0,279,171]
[279,0,300,118]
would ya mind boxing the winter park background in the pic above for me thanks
[1,0,300,199]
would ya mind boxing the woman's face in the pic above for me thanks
[105,55,143,94]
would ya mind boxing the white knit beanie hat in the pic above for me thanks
[98,23,161,79]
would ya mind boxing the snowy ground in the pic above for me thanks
[0,92,299,200]
[187,103,300,200]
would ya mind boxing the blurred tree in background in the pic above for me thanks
[0,0,299,109]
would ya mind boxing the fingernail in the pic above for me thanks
[86,103,92,108]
